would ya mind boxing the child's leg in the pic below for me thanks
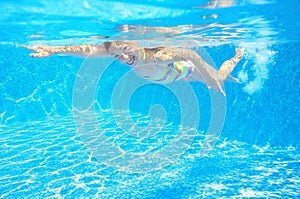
[218,48,244,81]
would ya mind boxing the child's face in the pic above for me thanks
[110,42,139,66]
[114,52,136,66]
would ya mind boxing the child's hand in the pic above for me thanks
[22,45,53,58]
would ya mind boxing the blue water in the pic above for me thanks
[0,0,299,198]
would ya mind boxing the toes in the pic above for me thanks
[236,48,244,55]
[235,48,244,59]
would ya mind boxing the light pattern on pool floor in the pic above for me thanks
[0,113,299,198]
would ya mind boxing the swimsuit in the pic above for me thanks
[145,60,195,84]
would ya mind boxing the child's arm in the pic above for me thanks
[23,42,113,58]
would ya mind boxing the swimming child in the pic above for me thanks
[23,41,243,95]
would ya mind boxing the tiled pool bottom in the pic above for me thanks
[0,114,299,198]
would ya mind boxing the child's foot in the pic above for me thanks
[235,48,244,60]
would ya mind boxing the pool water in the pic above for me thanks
[0,116,298,198]
[0,0,299,198]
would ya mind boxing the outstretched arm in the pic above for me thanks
[23,43,112,58]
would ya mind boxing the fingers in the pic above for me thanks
[22,45,51,58]
[21,45,31,50]
[29,52,51,58]
[22,45,44,51]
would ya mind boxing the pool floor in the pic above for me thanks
[0,113,299,198]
